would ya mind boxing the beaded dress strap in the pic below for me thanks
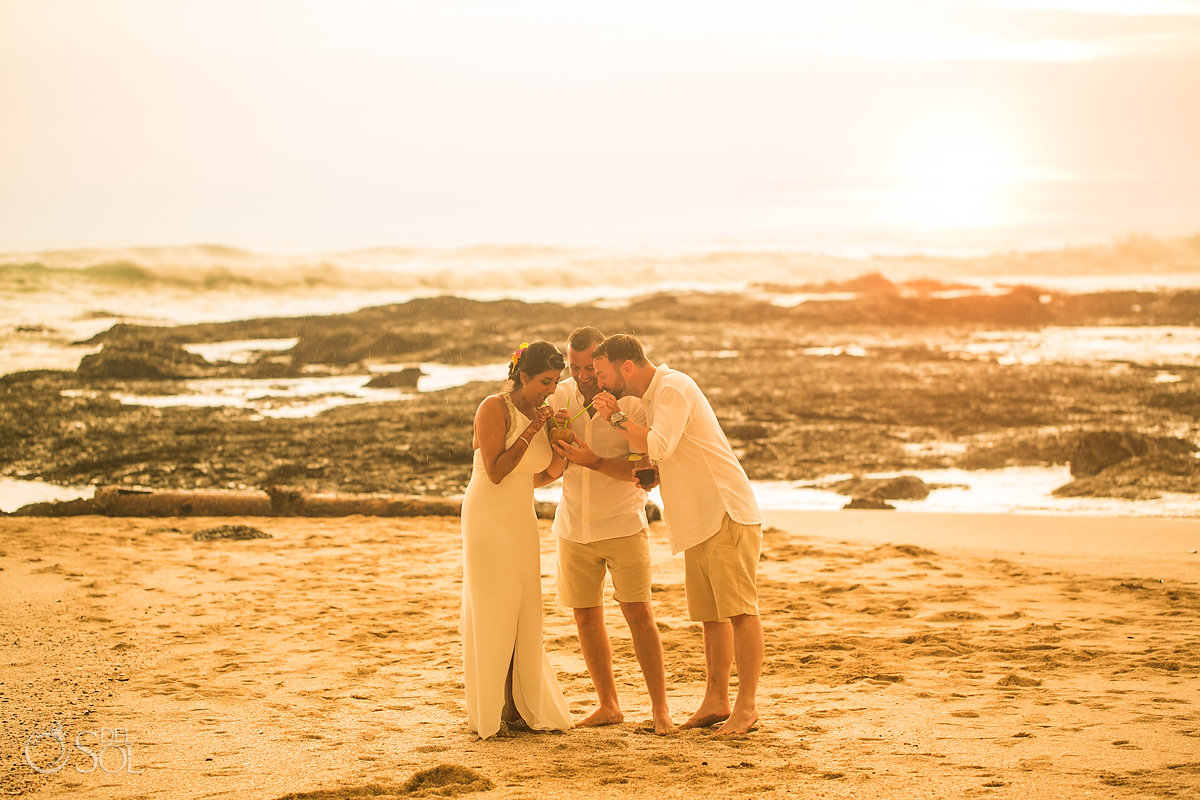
[501,392,525,442]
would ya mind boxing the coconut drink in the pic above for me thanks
[548,426,577,445]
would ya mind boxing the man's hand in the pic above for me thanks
[553,439,609,473]
[631,461,660,490]
[591,391,618,420]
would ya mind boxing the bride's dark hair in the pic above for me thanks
[508,340,565,384]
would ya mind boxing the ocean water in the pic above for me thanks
[7,467,1194,517]
[5,243,1200,376]
[0,478,96,513]
[3,243,1199,518]
[62,362,509,419]
[537,467,1200,520]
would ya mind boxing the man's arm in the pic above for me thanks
[607,413,649,454]
[592,391,650,453]
[553,440,637,483]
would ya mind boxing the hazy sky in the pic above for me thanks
[2,0,1199,254]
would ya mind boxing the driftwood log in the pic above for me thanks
[7,487,661,522]
[9,485,488,518]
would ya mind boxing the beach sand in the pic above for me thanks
[2,511,1198,799]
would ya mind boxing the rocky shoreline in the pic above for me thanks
[3,279,1199,509]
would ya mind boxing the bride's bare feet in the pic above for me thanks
[577,707,623,727]
[715,708,758,736]
[652,711,679,735]
[680,702,730,729]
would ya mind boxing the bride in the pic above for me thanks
[460,340,573,738]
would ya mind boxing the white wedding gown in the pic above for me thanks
[460,393,573,739]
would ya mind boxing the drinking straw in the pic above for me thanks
[567,401,593,423]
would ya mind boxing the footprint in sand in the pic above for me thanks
[926,610,986,622]
[996,674,1042,688]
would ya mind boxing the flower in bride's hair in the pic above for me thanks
[511,341,530,366]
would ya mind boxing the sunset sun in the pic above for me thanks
[882,113,1026,232]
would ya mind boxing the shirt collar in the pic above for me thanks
[645,363,667,399]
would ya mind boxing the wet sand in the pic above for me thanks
[2,512,1198,799]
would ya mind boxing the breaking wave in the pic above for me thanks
[4,234,1200,297]
[0,243,848,295]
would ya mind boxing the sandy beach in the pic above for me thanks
[2,511,1198,799]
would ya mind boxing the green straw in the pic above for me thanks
[552,398,593,427]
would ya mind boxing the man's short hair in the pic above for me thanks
[593,333,649,366]
[567,326,605,352]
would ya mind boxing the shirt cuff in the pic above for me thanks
[646,430,668,462]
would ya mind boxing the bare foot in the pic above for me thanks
[652,713,680,735]
[715,709,758,736]
[680,704,730,729]
[577,707,624,727]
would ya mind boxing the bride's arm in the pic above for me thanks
[475,396,544,484]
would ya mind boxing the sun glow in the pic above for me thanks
[878,113,1028,232]
[2,2,1199,251]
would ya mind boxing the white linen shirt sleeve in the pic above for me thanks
[619,395,647,427]
[645,384,692,462]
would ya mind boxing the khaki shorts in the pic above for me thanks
[557,531,652,608]
[684,513,762,622]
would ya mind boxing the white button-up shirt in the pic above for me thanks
[550,377,649,544]
[644,365,761,553]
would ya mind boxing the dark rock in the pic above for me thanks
[841,272,900,295]
[959,431,1078,470]
[1147,388,1200,420]
[758,271,901,295]
[1052,453,1200,499]
[401,764,494,795]
[277,294,597,366]
[365,367,425,389]
[724,422,770,441]
[7,286,1200,504]
[900,278,977,294]
[0,368,76,385]
[844,497,896,510]
[243,359,298,379]
[77,338,211,380]
[997,673,1042,688]
[193,524,271,541]
[832,475,931,500]
[875,475,931,500]
[1068,430,1196,477]
[10,497,96,516]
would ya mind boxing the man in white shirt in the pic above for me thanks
[591,333,763,736]
[547,327,677,735]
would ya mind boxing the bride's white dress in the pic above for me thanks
[460,393,573,739]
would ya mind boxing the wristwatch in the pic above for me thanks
[608,410,628,430]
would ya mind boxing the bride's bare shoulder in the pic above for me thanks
[475,392,509,419]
